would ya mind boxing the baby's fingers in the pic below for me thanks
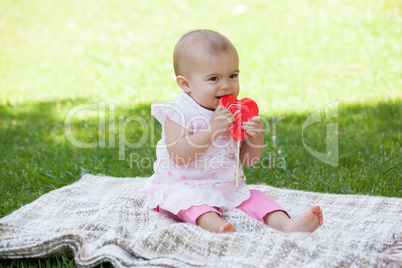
[227,114,235,124]
[244,128,263,138]
[242,123,262,131]
[251,116,261,122]
[242,118,263,138]
[242,121,262,129]
[215,105,226,112]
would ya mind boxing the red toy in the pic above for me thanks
[218,95,259,141]
[218,95,259,187]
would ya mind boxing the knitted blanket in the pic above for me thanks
[0,174,401,267]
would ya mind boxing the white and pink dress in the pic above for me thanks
[142,92,288,224]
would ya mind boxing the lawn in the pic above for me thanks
[0,0,401,266]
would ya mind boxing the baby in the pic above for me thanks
[143,29,323,233]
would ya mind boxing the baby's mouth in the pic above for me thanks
[216,94,231,101]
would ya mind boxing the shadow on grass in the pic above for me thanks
[0,99,159,217]
[1,99,401,208]
[0,257,113,268]
[0,98,400,266]
[245,100,401,197]
[1,99,400,215]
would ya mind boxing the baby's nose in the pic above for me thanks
[220,80,231,90]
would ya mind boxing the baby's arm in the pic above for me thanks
[165,105,235,165]
[240,116,264,166]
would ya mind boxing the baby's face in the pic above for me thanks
[185,48,240,111]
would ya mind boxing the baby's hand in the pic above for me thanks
[210,105,235,137]
[242,116,263,141]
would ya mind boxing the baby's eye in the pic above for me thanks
[229,74,238,79]
[209,77,218,81]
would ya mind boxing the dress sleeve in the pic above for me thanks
[151,102,188,130]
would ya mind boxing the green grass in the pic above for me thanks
[1,0,401,267]
[0,257,113,268]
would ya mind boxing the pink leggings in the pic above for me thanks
[154,190,290,225]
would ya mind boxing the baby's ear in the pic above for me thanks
[176,75,191,93]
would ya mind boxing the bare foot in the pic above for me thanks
[283,206,323,233]
[219,222,236,233]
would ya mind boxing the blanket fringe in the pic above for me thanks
[387,234,402,265]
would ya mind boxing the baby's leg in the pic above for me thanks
[196,212,236,233]
[176,205,236,233]
[237,189,323,233]
[264,206,323,233]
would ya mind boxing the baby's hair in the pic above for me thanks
[173,29,236,76]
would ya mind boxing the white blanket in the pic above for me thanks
[1,174,401,267]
